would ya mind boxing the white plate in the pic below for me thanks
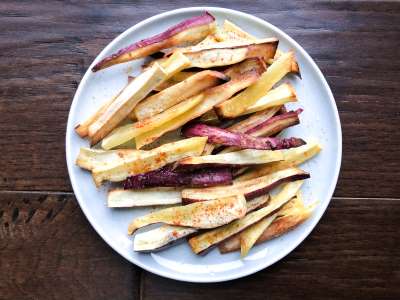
[66,7,342,282]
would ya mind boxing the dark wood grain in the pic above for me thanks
[0,0,399,197]
[141,198,400,300]
[0,192,140,300]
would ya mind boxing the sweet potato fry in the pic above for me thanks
[182,123,305,150]
[134,67,262,149]
[101,94,203,149]
[127,195,247,234]
[223,57,267,79]
[239,83,297,116]
[134,70,228,120]
[220,20,257,41]
[215,51,296,118]
[107,187,182,207]
[240,214,277,257]
[184,38,278,68]
[75,78,135,138]
[235,141,321,182]
[182,167,309,202]
[75,147,140,171]
[239,180,303,256]
[132,194,269,252]
[92,12,215,71]
[219,109,302,154]
[202,106,282,155]
[134,225,197,252]
[227,106,281,133]
[188,186,298,255]
[217,20,299,74]
[91,137,207,186]
[177,148,284,169]
[153,71,198,91]
[123,166,232,189]
[219,195,317,253]
[245,108,302,136]
[88,63,167,144]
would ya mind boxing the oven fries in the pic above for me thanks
[74,11,322,257]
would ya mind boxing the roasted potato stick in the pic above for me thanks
[92,12,215,71]
[153,71,198,92]
[188,209,274,253]
[92,137,207,186]
[220,109,302,154]
[221,20,257,41]
[182,167,309,202]
[134,225,197,252]
[235,141,322,182]
[240,214,277,257]
[219,195,317,253]
[75,97,115,138]
[88,63,167,144]
[128,195,247,234]
[133,194,269,252]
[224,57,265,77]
[159,51,191,79]
[239,180,303,256]
[185,38,278,68]
[75,77,137,137]
[123,166,232,189]
[216,51,296,118]
[76,147,140,171]
[228,106,281,133]
[134,68,262,149]
[102,95,203,149]
[107,187,182,207]
[188,187,295,254]
[239,83,297,116]
[203,106,281,155]
[178,148,284,168]
[134,70,228,120]
[217,20,299,73]
[182,123,305,150]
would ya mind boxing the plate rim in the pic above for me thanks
[66,6,342,283]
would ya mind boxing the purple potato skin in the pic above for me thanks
[92,12,215,71]
[182,173,310,204]
[182,123,305,150]
[124,165,232,189]
[245,108,303,136]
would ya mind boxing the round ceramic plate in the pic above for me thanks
[66,7,342,282]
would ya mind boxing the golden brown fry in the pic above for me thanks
[219,195,317,254]
[91,137,207,186]
[185,39,277,68]
[216,51,296,118]
[101,95,203,149]
[235,141,322,182]
[128,195,247,235]
[75,147,140,171]
[240,214,277,257]
[88,63,167,145]
[134,70,228,120]
[239,83,297,116]
[134,67,262,149]
[182,167,307,202]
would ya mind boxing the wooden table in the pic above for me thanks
[1,1,399,299]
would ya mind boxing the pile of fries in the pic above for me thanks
[75,12,321,256]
